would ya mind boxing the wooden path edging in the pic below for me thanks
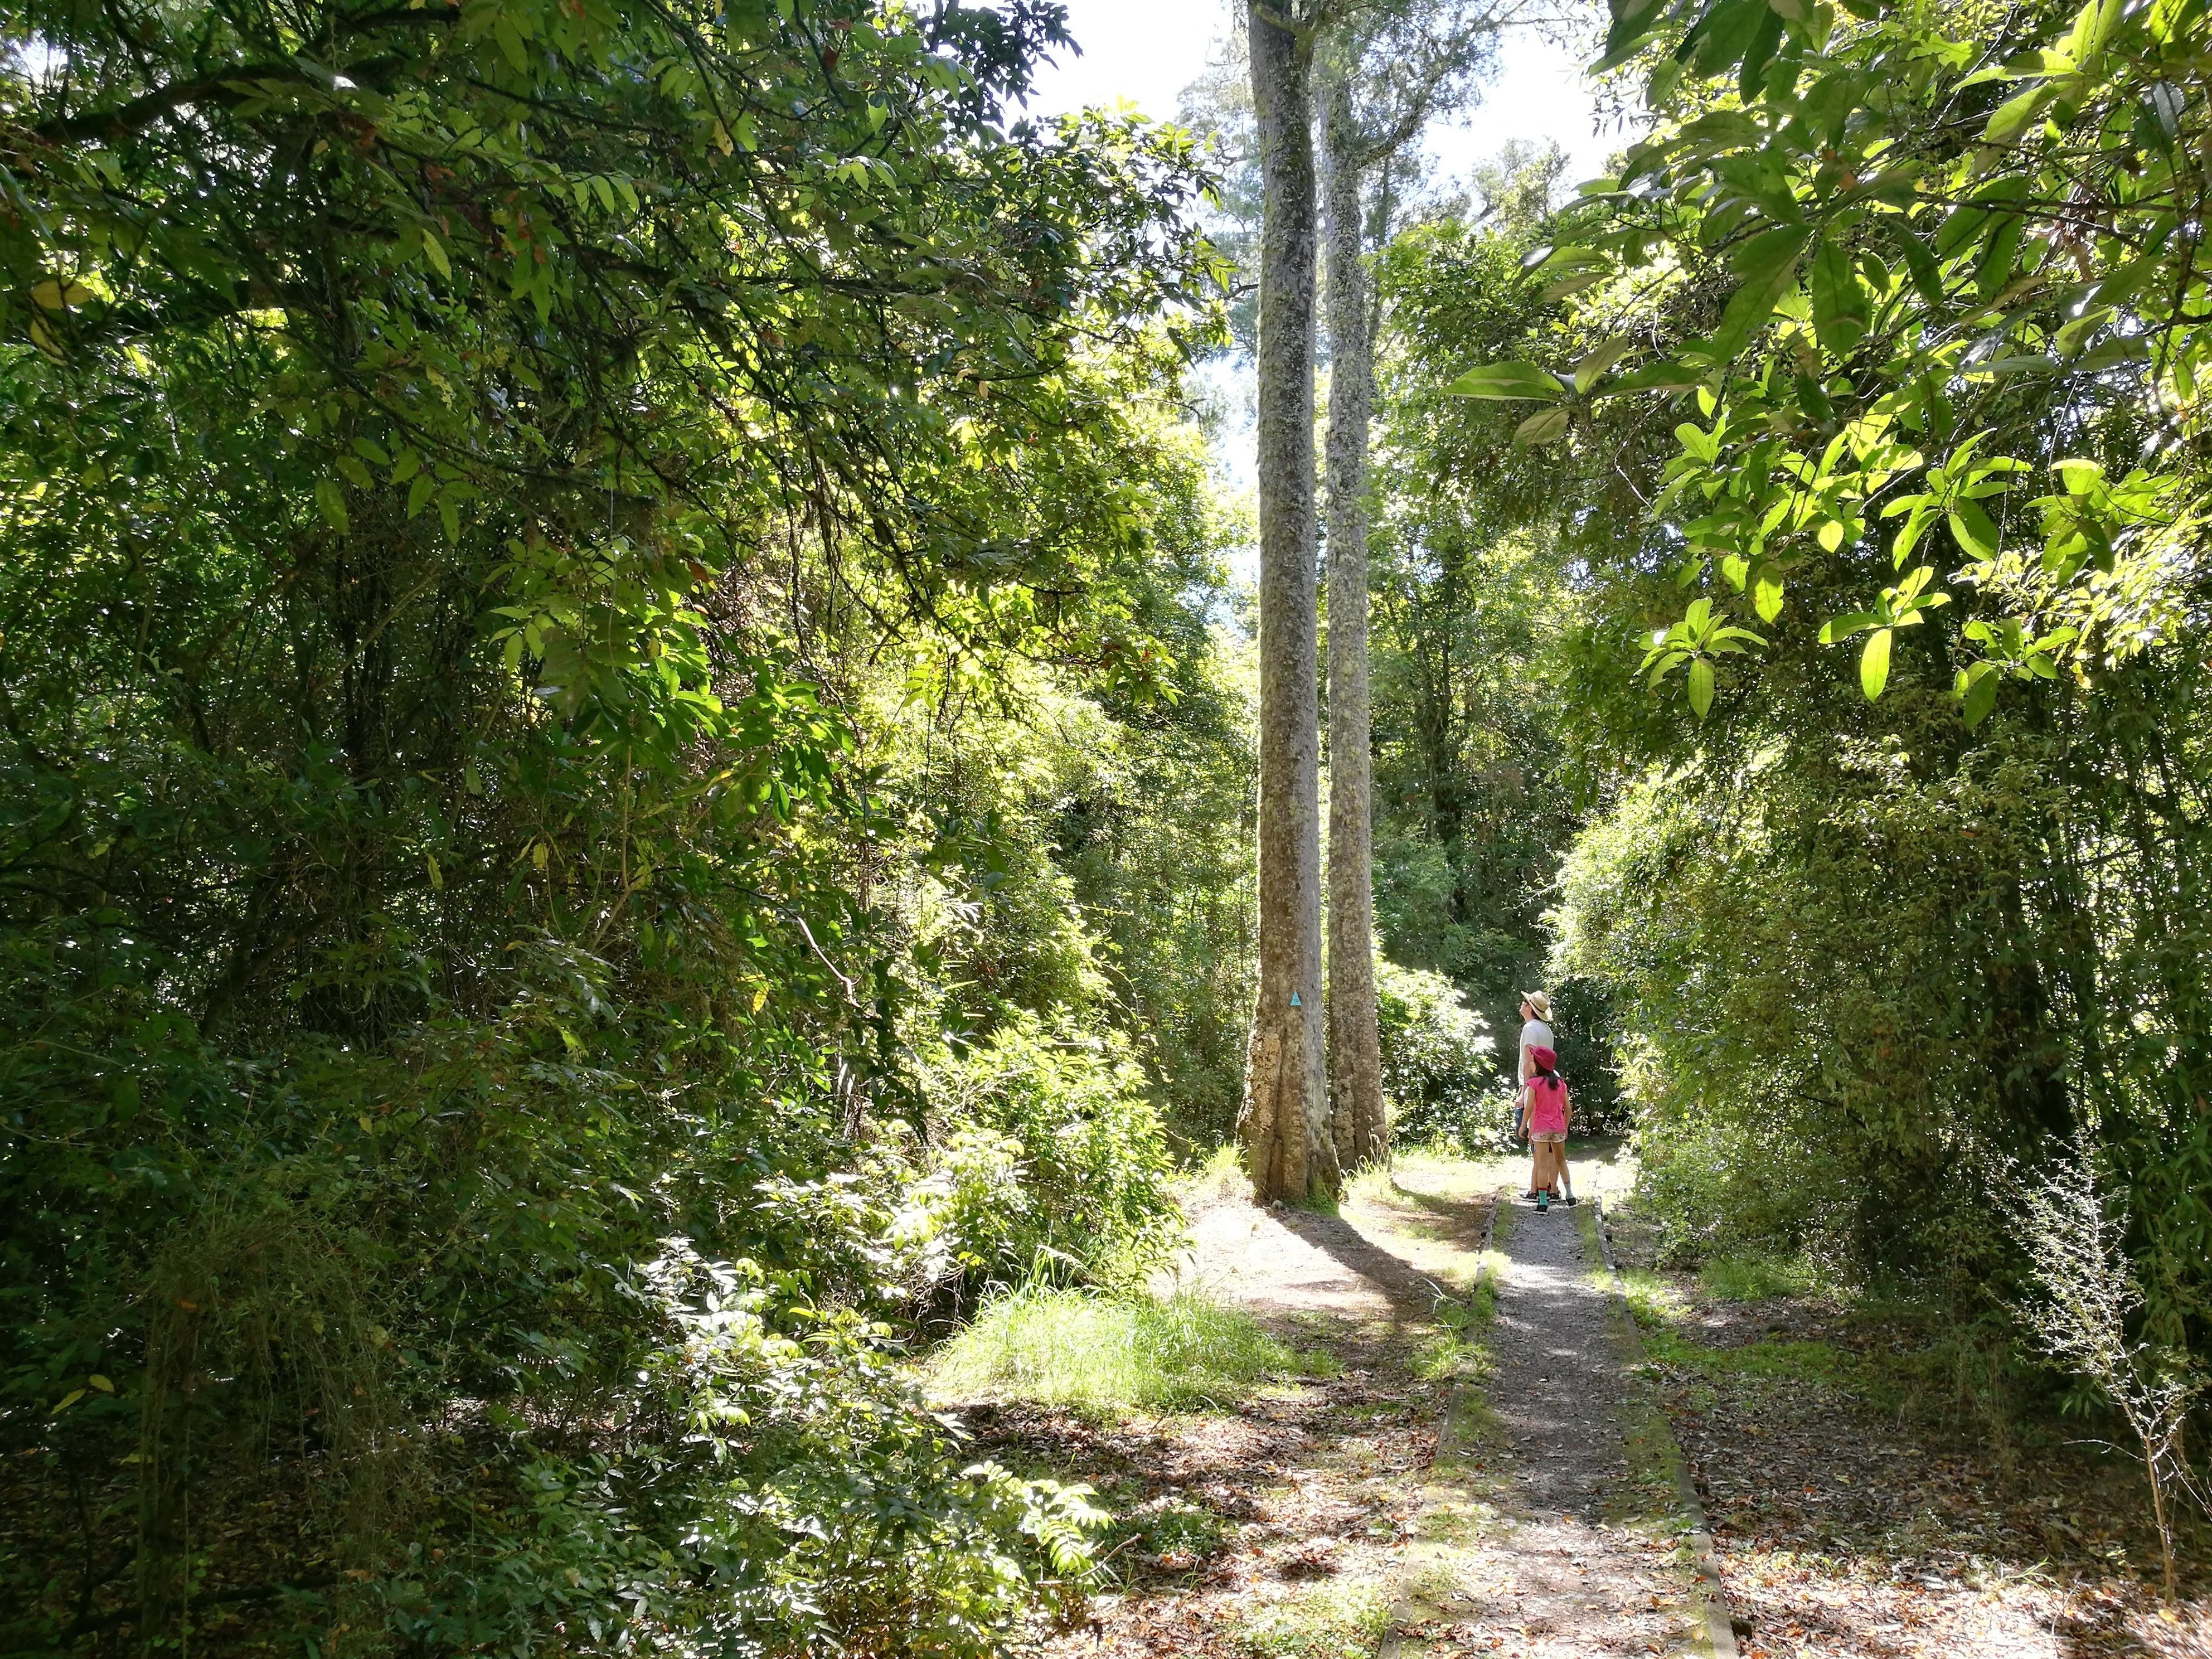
[1591,1196,1740,1659]
[1428,1189,1501,1465]
[1377,1188,1500,1659]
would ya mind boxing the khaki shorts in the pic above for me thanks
[1530,1131,1566,1144]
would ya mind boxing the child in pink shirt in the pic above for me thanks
[1521,1046,1572,1208]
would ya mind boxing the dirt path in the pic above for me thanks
[966,1149,1722,1657]
[960,1148,2197,1657]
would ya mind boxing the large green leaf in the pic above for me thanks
[1704,225,1814,358]
[1726,223,1816,284]
[1810,239,1869,355]
[1444,362,1567,401]
[1860,627,1893,700]
[1515,406,1572,445]
[1753,568,1785,622]
[1687,656,1716,717]
[1573,339,1637,392]
[1958,662,2001,726]
[1595,358,1704,397]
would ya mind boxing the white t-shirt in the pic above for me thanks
[1518,1018,1554,1080]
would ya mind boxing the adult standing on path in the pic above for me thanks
[1512,991,1553,1150]
[1517,990,1554,1085]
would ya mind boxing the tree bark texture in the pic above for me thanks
[1320,69,1387,1171]
[1241,2,1336,1205]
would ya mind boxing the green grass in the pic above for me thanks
[1097,1496,1233,1580]
[1467,1251,1503,1323]
[1226,1579,1393,1657]
[1342,1160,1399,1208]
[1617,1266,1687,1328]
[1410,1326,1491,1384]
[1614,1264,1844,1386]
[1699,1251,1813,1301]
[1176,1142,1248,1208]
[1639,1325,1845,1382]
[928,1287,1315,1414]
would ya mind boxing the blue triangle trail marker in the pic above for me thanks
[1289,991,1301,1006]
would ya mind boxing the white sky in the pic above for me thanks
[1017,1,1621,574]
[1019,0,1618,193]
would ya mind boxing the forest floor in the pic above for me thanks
[949,1147,2209,1659]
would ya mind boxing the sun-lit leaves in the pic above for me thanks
[1816,565,1951,700]
[2032,459,2182,585]
[1538,0,2212,721]
[1954,618,2078,724]
[1878,436,2030,570]
[1640,596,1768,719]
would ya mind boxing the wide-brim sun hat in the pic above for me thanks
[1527,1045,1559,1073]
[1521,990,1551,1021]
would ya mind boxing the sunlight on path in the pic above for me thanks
[1146,1149,1722,1657]
[1025,1151,2154,1658]
[1168,1196,1402,1322]
[1383,1181,1722,1658]
[1019,1151,1718,1659]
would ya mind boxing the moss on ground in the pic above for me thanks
[1223,1578,1393,1657]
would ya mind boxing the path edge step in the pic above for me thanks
[1429,1191,1500,1466]
[1377,1189,1501,1659]
[1592,1196,1740,1659]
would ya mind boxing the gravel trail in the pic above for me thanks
[1386,1192,1722,1658]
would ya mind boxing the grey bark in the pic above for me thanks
[1320,64,1387,1171]
[1241,0,1337,1205]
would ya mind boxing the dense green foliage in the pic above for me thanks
[1398,0,2212,1427]
[1371,959,1515,1150]
[0,0,1265,1651]
[11,0,2210,1634]
[1361,176,1639,1130]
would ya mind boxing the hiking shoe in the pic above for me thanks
[1564,1195,1579,1206]
[1536,1192,1550,1212]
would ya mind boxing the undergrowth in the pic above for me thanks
[1700,1251,1815,1302]
[1618,1267,1846,1385]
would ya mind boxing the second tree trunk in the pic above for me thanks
[1321,71,1386,1169]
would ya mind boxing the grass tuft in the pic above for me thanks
[1643,1328,1845,1382]
[1700,1251,1813,1301]
[928,1287,1311,1414]
[1226,1579,1392,1657]
[1177,1142,1248,1210]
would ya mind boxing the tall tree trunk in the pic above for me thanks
[1241,1,1336,1205]
[1320,66,1386,1170]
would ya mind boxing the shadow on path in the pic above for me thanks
[1269,1204,1467,1320]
